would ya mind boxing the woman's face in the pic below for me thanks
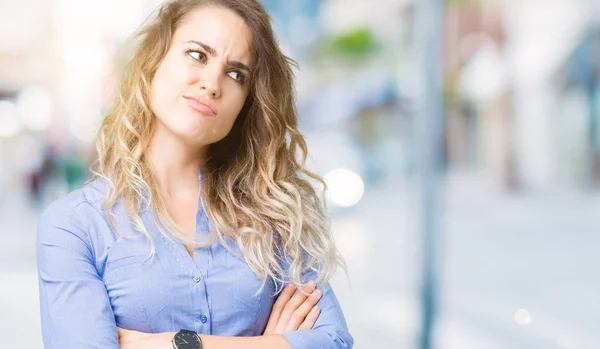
[150,6,254,148]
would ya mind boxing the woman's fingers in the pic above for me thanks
[284,288,322,332]
[264,282,296,335]
[298,306,321,330]
[275,281,317,333]
[264,280,324,335]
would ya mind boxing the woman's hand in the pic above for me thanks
[117,326,176,349]
[263,280,322,335]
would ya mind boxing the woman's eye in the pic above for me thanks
[227,71,245,83]
[188,50,207,64]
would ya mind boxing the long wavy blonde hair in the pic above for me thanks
[92,0,346,293]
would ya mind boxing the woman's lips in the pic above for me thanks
[183,96,217,116]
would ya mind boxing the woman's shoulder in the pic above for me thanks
[39,177,107,229]
[36,177,117,266]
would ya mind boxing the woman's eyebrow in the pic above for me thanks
[185,40,252,72]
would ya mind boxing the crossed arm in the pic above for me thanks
[117,281,323,348]
[36,202,353,349]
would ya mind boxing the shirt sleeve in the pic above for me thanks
[36,199,119,348]
[280,272,354,349]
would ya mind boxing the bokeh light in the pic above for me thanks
[324,168,365,207]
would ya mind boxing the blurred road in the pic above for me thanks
[1,171,599,348]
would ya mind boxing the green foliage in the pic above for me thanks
[330,27,378,55]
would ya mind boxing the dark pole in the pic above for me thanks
[414,0,444,348]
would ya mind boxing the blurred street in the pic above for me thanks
[3,0,600,348]
[3,170,600,348]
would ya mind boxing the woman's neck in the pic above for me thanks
[145,127,207,200]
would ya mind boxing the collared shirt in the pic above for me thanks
[36,174,353,348]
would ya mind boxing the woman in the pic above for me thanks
[36,0,353,348]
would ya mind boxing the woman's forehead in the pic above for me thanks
[174,6,254,66]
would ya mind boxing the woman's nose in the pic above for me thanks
[198,67,221,99]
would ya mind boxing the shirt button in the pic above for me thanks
[193,276,201,283]
[200,315,208,323]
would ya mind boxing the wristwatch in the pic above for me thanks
[172,329,203,349]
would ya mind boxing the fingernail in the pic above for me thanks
[311,289,321,298]
[312,306,320,313]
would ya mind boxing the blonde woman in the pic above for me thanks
[36,0,352,348]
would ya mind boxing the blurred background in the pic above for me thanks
[1,0,600,348]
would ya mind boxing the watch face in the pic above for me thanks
[173,330,202,349]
